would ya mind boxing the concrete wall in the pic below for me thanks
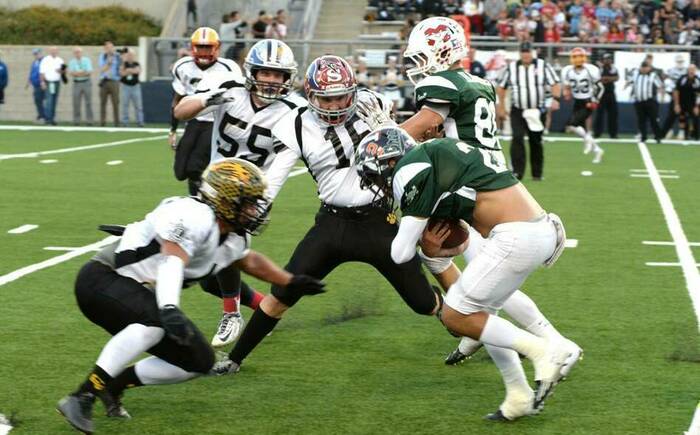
[0,0,172,23]
[0,45,137,123]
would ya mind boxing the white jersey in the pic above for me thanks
[561,63,601,100]
[266,90,393,207]
[197,78,307,172]
[171,56,242,122]
[666,66,686,92]
[96,196,249,287]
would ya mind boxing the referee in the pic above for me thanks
[628,61,664,145]
[497,41,560,181]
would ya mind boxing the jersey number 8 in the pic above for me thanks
[474,97,498,148]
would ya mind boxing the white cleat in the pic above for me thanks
[583,137,594,155]
[592,147,604,164]
[676,131,685,140]
[485,388,536,421]
[560,340,583,379]
[530,341,573,411]
[211,312,244,348]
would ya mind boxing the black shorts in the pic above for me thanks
[174,120,213,181]
[74,261,214,373]
[567,99,592,128]
[271,205,437,315]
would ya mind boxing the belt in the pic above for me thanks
[321,202,383,219]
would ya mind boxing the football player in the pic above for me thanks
[169,27,242,195]
[56,159,324,434]
[174,39,304,347]
[210,55,442,376]
[560,47,605,163]
[355,127,581,420]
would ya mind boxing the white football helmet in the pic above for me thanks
[404,17,468,85]
[244,39,297,102]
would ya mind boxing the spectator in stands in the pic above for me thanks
[379,55,405,114]
[678,20,699,44]
[27,48,46,123]
[544,17,562,42]
[266,14,287,39]
[626,18,640,41]
[355,56,374,89]
[0,51,6,108]
[119,50,144,127]
[568,0,584,35]
[484,0,506,34]
[607,22,624,41]
[99,41,121,127]
[68,46,94,126]
[463,0,485,34]
[187,0,198,29]
[252,11,268,39]
[531,10,546,41]
[497,10,513,39]
[221,11,248,62]
[468,48,486,78]
[39,46,65,126]
[683,0,700,21]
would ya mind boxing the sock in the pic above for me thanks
[479,314,546,359]
[77,365,113,395]
[108,366,143,396]
[484,344,530,393]
[134,356,199,385]
[240,282,264,310]
[95,323,165,377]
[457,336,481,354]
[229,307,279,364]
[502,290,565,342]
[571,126,587,139]
[223,296,240,313]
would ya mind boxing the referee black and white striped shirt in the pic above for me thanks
[497,58,560,109]
[629,67,663,102]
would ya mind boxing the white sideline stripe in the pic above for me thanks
[7,224,38,234]
[0,135,165,160]
[0,125,176,133]
[630,169,677,173]
[643,241,700,247]
[565,239,578,248]
[289,168,308,177]
[639,141,700,435]
[106,160,123,166]
[44,246,101,252]
[0,236,118,287]
[630,174,680,179]
[645,262,700,267]
[502,135,700,146]
[685,402,700,435]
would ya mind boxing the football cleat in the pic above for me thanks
[444,337,484,365]
[96,389,131,419]
[485,388,535,421]
[211,312,245,348]
[560,340,583,379]
[57,393,95,434]
[592,147,604,164]
[531,342,576,411]
[210,357,241,376]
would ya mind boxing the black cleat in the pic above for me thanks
[444,349,469,365]
[56,393,95,434]
[484,409,510,421]
[97,389,131,419]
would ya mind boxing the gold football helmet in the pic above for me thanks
[199,158,270,235]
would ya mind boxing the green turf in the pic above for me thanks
[0,130,698,434]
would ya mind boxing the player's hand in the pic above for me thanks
[674,104,681,114]
[586,101,598,110]
[286,274,326,296]
[355,92,396,130]
[550,99,560,111]
[159,305,195,346]
[204,88,236,107]
[168,131,178,150]
[420,220,452,258]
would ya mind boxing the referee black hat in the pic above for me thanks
[519,41,533,52]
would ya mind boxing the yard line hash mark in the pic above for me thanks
[0,236,118,287]
[7,224,38,234]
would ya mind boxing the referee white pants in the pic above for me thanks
[444,215,558,315]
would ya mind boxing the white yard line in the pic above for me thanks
[630,169,677,173]
[0,236,118,287]
[0,136,165,161]
[643,241,700,247]
[686,402,700,435]
[106,160,124,166]
[44,246,101,252]
[630,173,680,179]
[638,141,700,435]
[645,262,700,267]
[289,168,308,177]
[7,224,38,234]
[0,125,173,133]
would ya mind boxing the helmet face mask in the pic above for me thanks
[199,158,271,236]
[190,27,221,67]
[305,55,358,126]
[404,17,468,85]
[244,39,297,103]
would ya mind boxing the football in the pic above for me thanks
[427,218,469,249]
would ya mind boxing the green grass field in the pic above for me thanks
[0,128,698,434]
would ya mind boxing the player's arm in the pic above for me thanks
[391,215,429,264]
[402,77,457,141]
[235,250,292,287]
[173,88,234,121]
[400,107,446,142]
[168,93,184,148]
[673,87,681,113]
[156,240,195,345]
[496,85,508,120]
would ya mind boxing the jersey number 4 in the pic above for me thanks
[474,97,498,148]
[217,113,271,166]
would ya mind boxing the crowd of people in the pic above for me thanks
[218,9,289,62]
[369,0,700,46]
[20,42,144,126]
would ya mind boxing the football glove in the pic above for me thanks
[355,91,396,130]
[159,305,195,346]
[202,88,236,107]
[287,274,326,296]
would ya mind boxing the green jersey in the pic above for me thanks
[414,68,500,150]
[392,138,518,224]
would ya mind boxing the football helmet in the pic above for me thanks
[199,158,270,235]
[244,39,297,102]
[404,17,468,85]
[191,27,220,67]
[304,55,357,126]
[570,47,586,68]
[354,126,417,200]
